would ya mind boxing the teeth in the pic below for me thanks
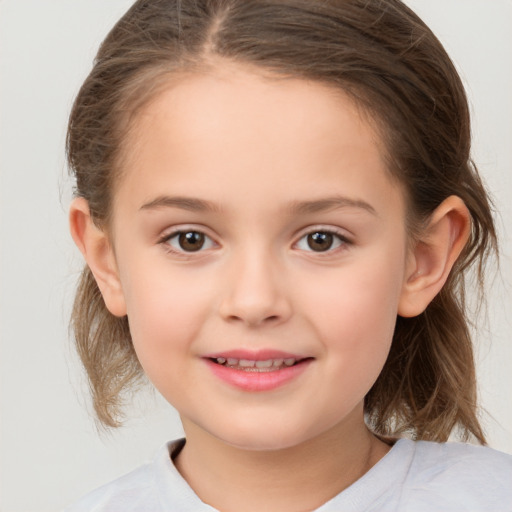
[255,359,273,368]
[214,357,298,369]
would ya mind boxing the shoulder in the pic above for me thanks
[400,439,512,511]
[408,439,512,483]
[63,440,187,512]
[63,461,158,512]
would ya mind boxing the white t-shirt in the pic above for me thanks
[65,438,512,511]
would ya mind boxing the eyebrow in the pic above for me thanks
[140,196,223,213]
[140,194,377,216]
[288,196,377,216]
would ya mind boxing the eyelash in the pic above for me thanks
[294,228,352,254]
[158,227,352,256]
[158,228,217,256]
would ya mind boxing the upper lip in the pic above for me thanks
[203,349,309,361]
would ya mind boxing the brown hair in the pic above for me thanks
[67,0,497,439]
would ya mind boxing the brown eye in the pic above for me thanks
[295,230,348,254]
[163,230,215,254]
[178,231,205,252]
[307,232,334,252]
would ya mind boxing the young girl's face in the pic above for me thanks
[108,64,413,450]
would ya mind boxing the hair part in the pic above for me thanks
[68,0,497,438]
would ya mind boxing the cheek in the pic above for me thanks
[303,259,403,333]
[298,250,406,378]
[119,265,210,375]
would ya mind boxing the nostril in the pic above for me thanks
[219,289,293,326]
[224,312,282,325]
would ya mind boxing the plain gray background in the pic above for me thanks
[1,1,511,511]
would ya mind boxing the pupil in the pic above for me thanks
[179,232,205,252]
[307,232,333,252]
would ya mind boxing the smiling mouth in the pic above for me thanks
[205,353,314,391]
[209,357,311,372]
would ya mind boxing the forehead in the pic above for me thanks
[132,65,380,156]
[115,64,403,217]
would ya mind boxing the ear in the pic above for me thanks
[398,196,470,318]
[69,197,127,317]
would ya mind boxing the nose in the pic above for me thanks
[218,248,293,327]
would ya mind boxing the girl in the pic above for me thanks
[66,0,512,510]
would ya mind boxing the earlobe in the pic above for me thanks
[69,198,127,317]
[398,196,471,318]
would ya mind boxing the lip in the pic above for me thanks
[204,349,305,361]
[203,349,313,392]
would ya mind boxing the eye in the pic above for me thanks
[162,230,216,253]
[295,230,348,253]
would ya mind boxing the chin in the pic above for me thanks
[209,422,321,453]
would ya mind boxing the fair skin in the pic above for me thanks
[70,63,470,512]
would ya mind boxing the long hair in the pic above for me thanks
[67,0,496,438]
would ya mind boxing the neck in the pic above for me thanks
[174,410,390,512]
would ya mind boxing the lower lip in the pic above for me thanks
[204,359,312,392]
